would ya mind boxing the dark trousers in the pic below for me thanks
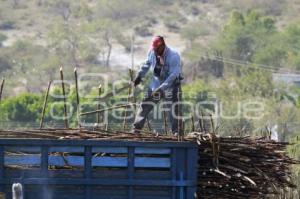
[133,84,180,133]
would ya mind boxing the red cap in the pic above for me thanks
[151,36,163,50]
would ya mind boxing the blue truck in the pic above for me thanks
[0,138,198,199]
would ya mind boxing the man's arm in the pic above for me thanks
[137,51,152,79]
[157,53,181,91]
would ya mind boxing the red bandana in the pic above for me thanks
[151,36,163,50]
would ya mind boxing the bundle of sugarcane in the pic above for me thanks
[189,132,298,199]
[0,129,182,142]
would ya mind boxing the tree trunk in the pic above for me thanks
[104,32,112,67]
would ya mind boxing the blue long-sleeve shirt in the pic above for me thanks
[137,46,182,92]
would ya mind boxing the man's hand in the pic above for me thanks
[151,88,164,99]
[133,76,142,87]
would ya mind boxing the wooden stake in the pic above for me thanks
[97,84,102,124]
[198,118,203,132]
[123,69,133,130]
[40,81,52,129]
[0,78,4,102]
[198,108,204,132]
[146,117,152,131]
[177,84,183,140]
[191,113,195,132]
[74,68,80,128]
[178,119,185,141]
[60,67,69,129]
[210,114,215,133]
[163,108,168,135]
[201,110,207,133]
[129,69,136,104]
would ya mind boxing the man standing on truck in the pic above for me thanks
[132,36,183,135]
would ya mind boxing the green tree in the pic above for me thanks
[180,21,209,47]
[283,23,300,70]
[253,41,286,68]
[48,21,86,68]
[0,93,42,122]
[217,10,276,62]
[87,18,123,67]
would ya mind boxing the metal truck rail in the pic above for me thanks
[0,139,198,199]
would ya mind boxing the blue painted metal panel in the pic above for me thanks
[92,157,127,167]
[0,178,196,186]
[49,146,84,153]
[49,156,84,167]
[135,147,171,154]
[5,155,41,166]
[135,157,170,168]
[5,155,171,168]
[0,146,4,193]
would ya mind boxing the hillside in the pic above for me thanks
[1,0,300,95]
